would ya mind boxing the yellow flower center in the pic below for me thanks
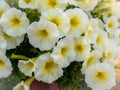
[75,43,85,54]
[86,56,95,67]
[50,17,61,27]
[38,30,49,38]
[19,85,25,90]
[108,22,114,29]
[2,32,10,40]
[70,16,81,28]
[24,0,32,3]
[0,60,5,68]
[44,61,57,73]
[10,17,21,27]
[96,36,102,45]
[47,0,58,8]
[0,10,3,17]
[60,47,68,57]
[95,72,107,81]
[25,62,34,70]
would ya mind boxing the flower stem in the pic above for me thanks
[11,53,29,60]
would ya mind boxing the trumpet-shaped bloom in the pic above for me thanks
[41,9,70,37]
[18,0,38,9]
[81,50,102,74]
[105,16,119,34]
[0,0,10,18]
[0,52,13,78]
[65,8,89,37]
[0,8,29,37]
[75,0,99,11]
[102,44,118,64]
[93,30,109,51]
[27,19,59,50]
[18,59,36,77]
[74,36,90,61]
[37,0,68,11]
[0,28,24,50]
[51,37,76,68]
[85,63,116,90]
[34,53,63,83]
[13,81,29,90]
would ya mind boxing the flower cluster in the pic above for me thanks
[0,0,120,90]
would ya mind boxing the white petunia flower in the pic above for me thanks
[18,59,36,77]
[74,36,90,61]
[13,81,29,90]
[0,8,29,37]
[0,27,24,50]
[85,18,104,44]
[34,53,63,83]
[81,50,102,74]
[0,0,10,18]
[105,16,119,34]
[18,0,38,9]
[27,19,59,51]
[65,8,89,38]
[102,44,118,64]
[41,9,70,37]
[0,52,13,78]
[93,30,109,51]
[37,0,68,11]
[75,0,99,11]
[51,37,76,68]
[85,63,116,90]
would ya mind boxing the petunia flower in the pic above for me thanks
[0,52,13,78]
[81,50,102,74]
[0,8,29,37]
[34,52,63,83]
[18,0,38,9]
[74,36,90,61]
[18,59,36,77]
[65,8,89,38]
[51,37,76,68]
[27,19,59,50]
[0,0,10,18]
[41,8,70,37]
[37,0,68,11]
[85,63,116,90]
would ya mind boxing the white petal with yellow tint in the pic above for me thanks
[18,59,36,77]
[37,0,67,11]
[65,8,89,37]
[75,0,99,11]
[74,36,90,61]
[0,52,13,78]
[41,8,70,37]
[81,50,102,74]
[93,30,109,51]
[34,53,63,83]
[0,0,10,18]
[102,44,118,64]
[51,37,76,68]
[85,63,116,90]
[27,19,59,50]
[18,0,38,9]
[0,8,29,37]
[105,16,119,34]
[0,28,24,50]
[13,81,29,90]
